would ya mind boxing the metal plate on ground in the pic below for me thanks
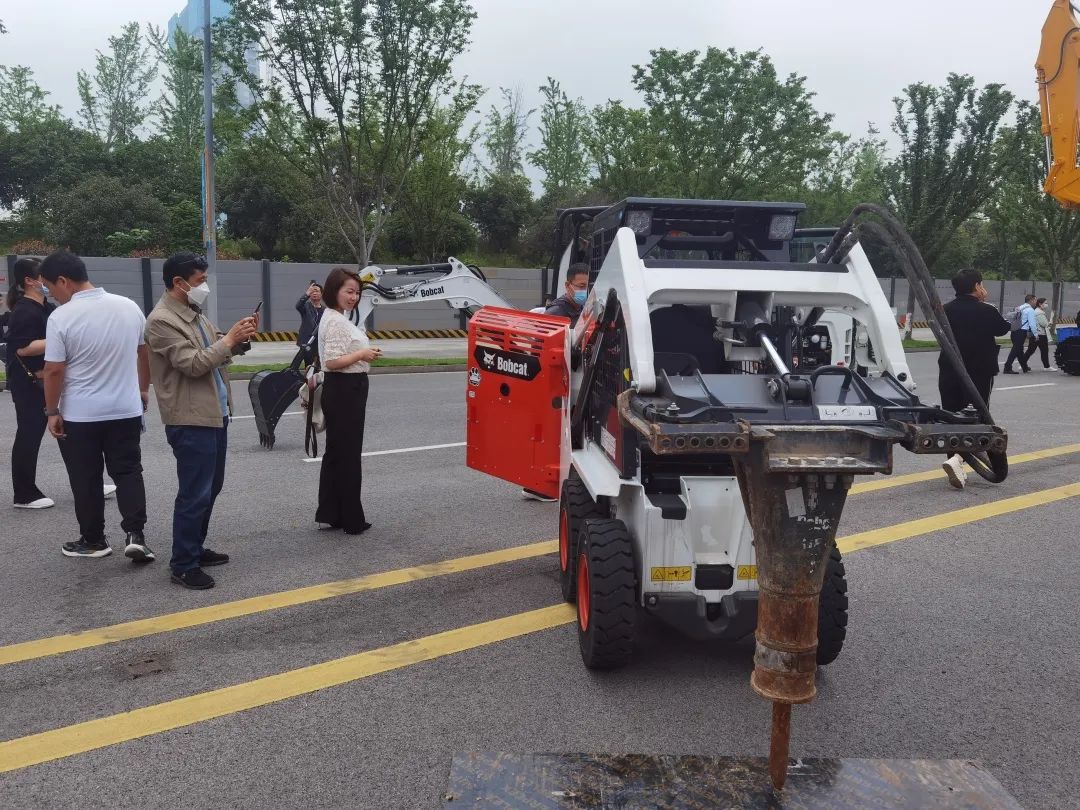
[443,753,1022,809]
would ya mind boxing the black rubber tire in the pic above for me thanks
[816,546,848,666]
[558,477,606,603]
[576,518,637,670]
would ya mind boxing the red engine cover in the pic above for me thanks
[466,306,570,499]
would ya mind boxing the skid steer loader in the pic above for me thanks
[466,197,1008,785]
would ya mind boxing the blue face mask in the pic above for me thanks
[39,285,49,297]
[573,289,587,305]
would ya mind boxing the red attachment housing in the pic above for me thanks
[466,306,570,499]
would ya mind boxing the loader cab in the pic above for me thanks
[790,227,838,263]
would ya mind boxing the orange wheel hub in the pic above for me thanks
[577,554,590,631]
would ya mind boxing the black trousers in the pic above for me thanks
[9,377,47,504]
[316,373,368,532]
[1004,330,1031,371]
[939,372,994,414]
[57,417,146,543]
[1024,334,1050,368]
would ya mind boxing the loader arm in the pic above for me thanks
[354,257,513,324]
[1037,0,1080,207]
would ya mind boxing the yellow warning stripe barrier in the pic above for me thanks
[249,329,468,342]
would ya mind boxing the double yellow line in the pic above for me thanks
[0,444,1078,774]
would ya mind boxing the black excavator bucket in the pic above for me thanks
[248,348,306,449]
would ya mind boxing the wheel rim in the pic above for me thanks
[559,507,569,573]
[577,553,590,632]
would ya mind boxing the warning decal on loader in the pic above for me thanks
[737,565,758,580]
[651,567,692,582]
[473,345,541,380]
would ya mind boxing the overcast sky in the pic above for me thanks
[0,0,1054,151]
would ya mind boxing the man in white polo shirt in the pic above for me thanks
[41,252,154,561]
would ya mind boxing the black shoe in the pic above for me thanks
[171,568,215,590]
[1021,368,1031,373]
[62,538,112,558]
[200,548,230,567]
[344,522,373,536]
[1002,368,1017,374]
[124,532,155,563]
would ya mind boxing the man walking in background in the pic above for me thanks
[146,252,258,590]
[40,252,153,561]
[1003,293,1038,374]
[938,270,1011,489]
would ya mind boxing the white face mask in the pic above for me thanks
[185,281,211,309]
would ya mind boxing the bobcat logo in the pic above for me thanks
[468,368,481,386]
[482,350,496,367]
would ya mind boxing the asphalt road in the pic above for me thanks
[0,354,1077,809]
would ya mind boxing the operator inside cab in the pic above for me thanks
[545,263,590,326]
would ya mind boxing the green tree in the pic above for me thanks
[167,199,204,252]
[881,73,1013,332]
[801,129,888,227]
[386,104,478,262]
[219,0,477,266]
[0,65,60,130]
[528,78,590,205]
[481,86,532,178]
[466,173,534,254]
[148,26,203,152]
[77,22,158,148]
[882,74,1014,271]
[590,48,833,201]
[46,175,168,255]
[218,137,306,258]
[994,101,1080,315]
[587,101,660,200]
[0,119,107,211]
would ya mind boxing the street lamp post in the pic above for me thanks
[202,0,218,324]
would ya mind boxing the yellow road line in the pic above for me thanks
[838,481,1080,553]
[849,442,1080,495]
[0,605,576,774]
[1,443,1078,668]
[3,479,1079,773]
[0,541,556,667]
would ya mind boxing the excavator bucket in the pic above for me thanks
[248,348,306,449]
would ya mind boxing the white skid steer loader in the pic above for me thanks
[466,197,1006,676]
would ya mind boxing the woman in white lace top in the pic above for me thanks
[314,268,381,534]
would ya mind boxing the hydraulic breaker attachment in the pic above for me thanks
[734,425,894,790]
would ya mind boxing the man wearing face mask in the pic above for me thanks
[145,252,258,590]
[544,263,591,327]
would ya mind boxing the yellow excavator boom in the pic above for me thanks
[1037,0,1080,207]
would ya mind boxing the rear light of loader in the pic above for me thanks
[466,307,570,499]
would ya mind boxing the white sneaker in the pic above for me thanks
[103,484,117,499]
[14,497,55,510]
[521,488,557,503]
[942,456,967,490]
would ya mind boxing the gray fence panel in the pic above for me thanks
[82,257,145,304]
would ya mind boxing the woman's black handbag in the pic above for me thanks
[15,353,44,392]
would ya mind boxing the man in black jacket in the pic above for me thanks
[544,263,590,327]
[938,269,1010,489]
[295,281,325,364]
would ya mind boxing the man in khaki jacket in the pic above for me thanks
[146,253,258,590]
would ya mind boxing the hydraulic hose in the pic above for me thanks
[820,203,1008,483]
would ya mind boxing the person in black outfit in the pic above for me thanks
[5,258,55,508]
[544,263,590,327]
[938,270,1010,489]
[295,281,325,364]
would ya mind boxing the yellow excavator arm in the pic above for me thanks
[1037,0,1080,207]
